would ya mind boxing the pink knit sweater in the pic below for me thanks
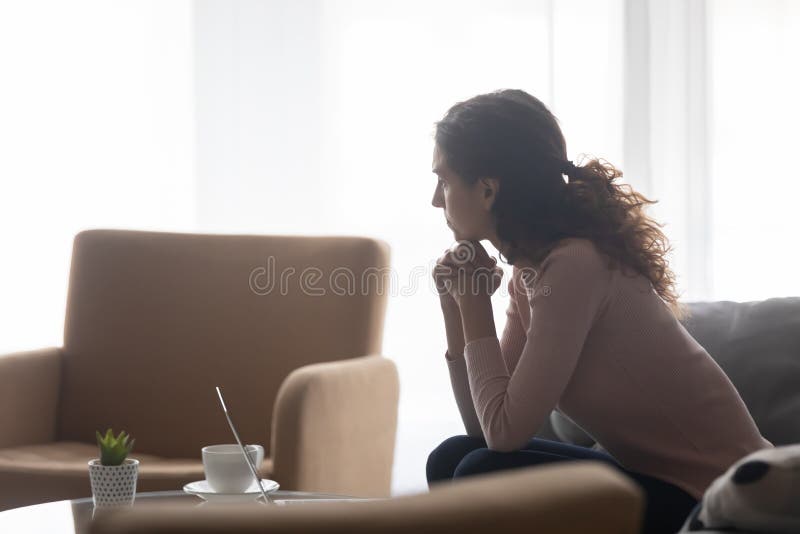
[446,237,771,499]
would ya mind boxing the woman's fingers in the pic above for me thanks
[433,262,456,278]
[433,242,505,300]
[452,240,495,270]
[470,240,492,267]
[449,241,476,265]
[441,241,492,267]
[437,247,500,277]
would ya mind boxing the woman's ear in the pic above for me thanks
[479,177,500,210]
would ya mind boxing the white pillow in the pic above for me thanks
[695,444,800,533]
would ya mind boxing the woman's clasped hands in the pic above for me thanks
[433,240,504,307]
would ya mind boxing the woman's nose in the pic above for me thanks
[431,186,444,208]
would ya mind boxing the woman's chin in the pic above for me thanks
[447,223,477,242]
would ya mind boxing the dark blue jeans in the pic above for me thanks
[427,435,698,534]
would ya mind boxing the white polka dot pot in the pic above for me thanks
[88,458,139,507]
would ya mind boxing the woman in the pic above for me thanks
[427,89,771,533]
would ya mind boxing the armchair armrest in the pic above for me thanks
[271,355,399,498]
[0,347,62,448]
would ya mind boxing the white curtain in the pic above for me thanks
[624,0,713,299]
[707,0,800,300]
[624,0,800,302]
[1,0,798,495]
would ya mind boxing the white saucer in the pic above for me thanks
[183,479,280,502]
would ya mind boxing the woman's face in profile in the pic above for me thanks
[431,144,492,242]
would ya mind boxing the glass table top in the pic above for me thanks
[0,489,359,534]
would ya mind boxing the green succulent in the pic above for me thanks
[95,429,135,466]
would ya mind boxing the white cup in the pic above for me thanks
[202,444,264,493]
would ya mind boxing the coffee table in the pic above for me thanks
[0,489,362,533]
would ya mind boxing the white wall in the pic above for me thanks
[0,1,195,354]
[194,0,326,233]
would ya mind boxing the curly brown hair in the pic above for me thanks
[435,89,686,319]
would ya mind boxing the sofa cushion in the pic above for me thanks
[681,298,800,445]
[0,441,272,511]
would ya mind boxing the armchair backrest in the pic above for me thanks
[58,229,390,458]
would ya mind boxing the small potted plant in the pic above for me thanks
[88,429,138,507]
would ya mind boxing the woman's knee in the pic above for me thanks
[452,448,500,479]
[453,447,587,479]
[426,435,486,484]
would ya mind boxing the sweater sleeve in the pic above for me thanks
[446,272,529,438]
[498,269,528,372]
[463,243,610,452]
[446,352,484,437]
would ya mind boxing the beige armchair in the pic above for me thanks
[0,229,399,511]
[89,463,644,534]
